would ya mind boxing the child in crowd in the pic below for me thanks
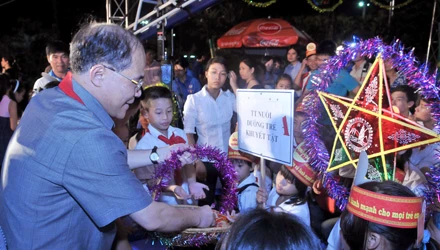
[274,73,293,90]
[228,141,259,213]
[256,142,316,226]
[183,56,236,207]
[340,181,423,250]
[294,42,318,98]
[216,208,322,250]
[135,86,208,204]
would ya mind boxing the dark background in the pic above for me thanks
[0,0,436,85]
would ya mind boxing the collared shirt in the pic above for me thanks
[409,142,440,171]
[183,86,236,153]
[136,124,188,150]
[284,62,302,82]
[350,60,370,84]
[0,76,151,249]
[237,174,259,212]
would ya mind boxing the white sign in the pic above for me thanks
[237,89,295,166]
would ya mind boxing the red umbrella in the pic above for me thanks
[217,18,309,49]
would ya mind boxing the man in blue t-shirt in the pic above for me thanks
[305,40,360,98]
[172,56,201,108]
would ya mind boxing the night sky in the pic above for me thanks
[0,0,359,41]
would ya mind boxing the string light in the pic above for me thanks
[307,0,344,12]
[241,0,277,8]
[370,0,414,10]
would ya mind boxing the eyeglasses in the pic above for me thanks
[102,65,143,91]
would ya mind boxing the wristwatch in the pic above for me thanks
[150,146,160,164]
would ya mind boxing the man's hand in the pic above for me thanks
[188,181,209,200]
[197,205,216,228]
[157,144,196,165]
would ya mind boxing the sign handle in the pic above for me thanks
[259,157,266,208]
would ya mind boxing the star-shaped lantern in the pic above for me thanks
[318,54,440,180]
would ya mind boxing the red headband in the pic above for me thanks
[347,185,423,228]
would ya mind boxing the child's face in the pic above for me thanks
[275,78,291,90]
[306,55,318,70]
[142,98,173,135]
[391,91,413,117]
[232,159,251,183]
[275,171,297,196]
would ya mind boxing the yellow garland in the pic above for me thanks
[143,82,181,127]
[370,0,414,10]
[241,0,277,8]
[307,0,343,12]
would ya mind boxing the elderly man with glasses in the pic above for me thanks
[0,22,215,250]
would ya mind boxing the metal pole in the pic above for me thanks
[362,4,366,19]
[388,0,395,26]
[426,0,437,66]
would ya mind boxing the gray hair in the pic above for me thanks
[69,22,143,74]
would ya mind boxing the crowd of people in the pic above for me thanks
[0,20,439,250]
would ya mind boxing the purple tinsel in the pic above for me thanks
[303,37,440,210]
[151,144,237,214]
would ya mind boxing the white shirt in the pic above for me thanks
[266,188,311,226]
[183,86,236,153]
[327,218,341,250]
[284,62,302,82]
[237,174,259,212]
[135,124,192,205]
[136,124,188,149]
[350,60,370,84]
[409,142,440,171]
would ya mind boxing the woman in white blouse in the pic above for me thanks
[183,56,236,206]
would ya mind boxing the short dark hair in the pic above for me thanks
[275,73,293,88]
[287,44,304,61]
[46,40,69,56]
[217,208,322,250]
[173,56,189,69]
[340,181,417,250]
[261,55,273,65]
[390,85,417,103]
[141,86,172,109]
